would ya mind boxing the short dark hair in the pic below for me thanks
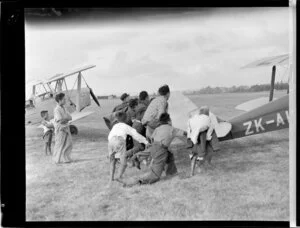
[115,111,127,123]
[159,112,171,124]
[199,106,209,116]
[40,110,48,118]
[129,98,138,109]
[55,93,65,103]
[120,93,129,101]
[139,91,149,101]
[158,85,170,96]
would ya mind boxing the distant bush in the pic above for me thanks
[184,82,289,95]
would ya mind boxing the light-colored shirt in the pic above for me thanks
[41,120,54,134]
[108,122,149,145]
[187,114,211,145]
[151,124,185,147]
[53,105,72,134]
[142,96,168,125]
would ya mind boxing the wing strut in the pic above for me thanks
[269,65,276,102]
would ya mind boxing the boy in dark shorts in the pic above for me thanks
[40,110,54,156]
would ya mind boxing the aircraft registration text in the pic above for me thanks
[243,110,289,136]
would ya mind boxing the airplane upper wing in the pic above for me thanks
[26,79,44,87]
[241,54,289,68]
[44,64,96,84]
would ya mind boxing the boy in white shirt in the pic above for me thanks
[40,110,54,156]
[108,111,150,185]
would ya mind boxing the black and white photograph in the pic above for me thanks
[24,7,294,221]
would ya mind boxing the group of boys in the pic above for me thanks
[107,84,220,187]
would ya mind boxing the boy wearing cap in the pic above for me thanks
[124,113,187,187]
[108,111,150,185]
[142,85,170,139]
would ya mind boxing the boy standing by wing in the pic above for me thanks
[40,110,54,156]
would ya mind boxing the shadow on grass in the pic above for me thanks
[171,141,268,175]
[71,158,96,163]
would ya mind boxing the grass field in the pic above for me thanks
[26,91,289,221]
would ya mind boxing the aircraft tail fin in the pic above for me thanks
[169,91,232,138]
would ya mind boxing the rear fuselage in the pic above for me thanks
[219,95,289,141]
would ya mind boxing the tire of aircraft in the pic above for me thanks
[69,125,78,135]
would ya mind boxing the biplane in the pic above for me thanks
[25,64,100,134]
[168,53,290,142]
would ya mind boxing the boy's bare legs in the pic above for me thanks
[109,155,117,186]
[47,142,52,155]
[205,145,215,168]
[48,134,53,155]
[190,155,197,177]
[116,152,127,181]
[44,143,49,156]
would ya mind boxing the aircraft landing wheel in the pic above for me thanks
[69,125,78,135]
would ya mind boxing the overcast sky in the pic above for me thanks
[25,8,290,97]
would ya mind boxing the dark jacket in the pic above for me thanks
[112,101,129,113]
[135,100,150,121]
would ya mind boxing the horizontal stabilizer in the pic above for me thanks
[235,97,277,112]
[209,112,232,138]
[215,122,232,138]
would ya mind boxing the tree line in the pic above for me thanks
[184,82,289,95]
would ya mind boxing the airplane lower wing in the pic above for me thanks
[69,111,94,123]
[37,111,94,129]
[235,97,277,112]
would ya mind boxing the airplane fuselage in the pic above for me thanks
[219,94,289,141]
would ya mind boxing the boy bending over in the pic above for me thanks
[108,111,150,185]
[187,106,220,176]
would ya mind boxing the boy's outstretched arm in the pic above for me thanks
[126,126,149,146]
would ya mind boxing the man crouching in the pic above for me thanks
[108,111,150,186]
[187,106,220,177]
[123,113,187,187]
